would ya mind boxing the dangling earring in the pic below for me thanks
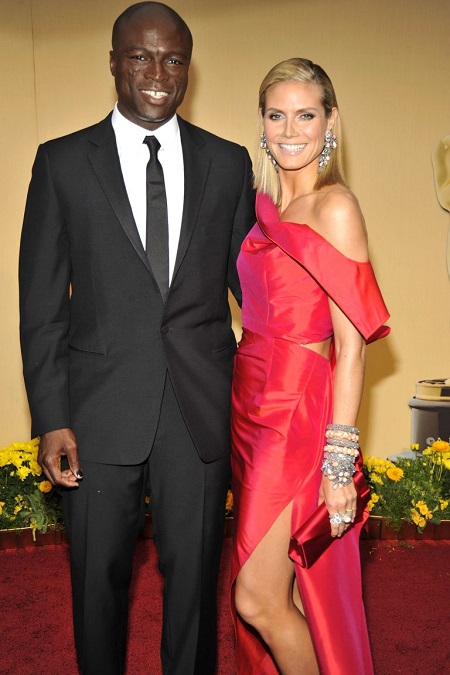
[318,129,337,173]
[261,133,278,167]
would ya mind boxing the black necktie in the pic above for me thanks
[143,135,169,302]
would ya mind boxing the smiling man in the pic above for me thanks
[19,3,255,674]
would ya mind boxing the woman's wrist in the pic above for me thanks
[321,423,359,489]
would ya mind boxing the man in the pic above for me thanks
[19,3,254,673]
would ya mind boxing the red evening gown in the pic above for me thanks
[231,193,390,675]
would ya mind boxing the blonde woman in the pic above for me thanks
[230,59,390,674]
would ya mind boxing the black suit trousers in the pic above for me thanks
[63,374,230,675]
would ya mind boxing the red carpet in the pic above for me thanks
[1,538,449,674]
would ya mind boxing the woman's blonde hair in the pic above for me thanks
[254,58,347,204]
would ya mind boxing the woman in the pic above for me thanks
[231,58,390,674]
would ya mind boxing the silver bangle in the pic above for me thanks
[321,452,356,489]
[326,423,360,435]
[324,437,359,450]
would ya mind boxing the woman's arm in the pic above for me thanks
[317,188,369,536]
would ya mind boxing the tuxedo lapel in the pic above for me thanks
[87,116,152,275]
[173,118,211,281]
[86,116,210,291]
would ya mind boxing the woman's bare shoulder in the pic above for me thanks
[314,187,369,261]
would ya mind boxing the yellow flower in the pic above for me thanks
[367,500,374,512]
[370,473,384,485]
[29,460,42,476]
[431,439,450,452]
[410,508,426,528]
[0,501,5,515]
[14,504,23,515]
[13,456,24,469]
[38,480,52,494]
[440,500,449,511]
[410,443,420,452]
[370,493,380,503]
[386,466,404,482]
[416,500,432,518]
[17,465,31,480]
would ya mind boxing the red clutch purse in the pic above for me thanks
[288,471,370,569]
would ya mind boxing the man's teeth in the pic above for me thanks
[143,90,168,99]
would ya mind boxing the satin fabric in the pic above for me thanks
[230,193,390,674]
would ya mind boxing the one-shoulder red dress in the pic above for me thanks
[231,193,390,675]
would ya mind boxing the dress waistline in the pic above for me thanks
[240,328,312,346]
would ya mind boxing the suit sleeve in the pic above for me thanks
[19,144,72,437]
[227,146,255,307]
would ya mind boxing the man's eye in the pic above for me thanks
[131,55,146,61]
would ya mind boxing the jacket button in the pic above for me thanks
[161,325,169,334]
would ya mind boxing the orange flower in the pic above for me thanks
[431,439,450,452]
[225,489,233,512]
[38,480,52,494]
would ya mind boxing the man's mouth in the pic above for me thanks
[142,90,169,99]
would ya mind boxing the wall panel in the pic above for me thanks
[1,0,449,457]
[0,0,36,444]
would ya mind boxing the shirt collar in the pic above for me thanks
[111,103,180,150]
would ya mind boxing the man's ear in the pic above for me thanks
[109,51,116,77]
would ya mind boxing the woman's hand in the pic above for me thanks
[319,474,357,538]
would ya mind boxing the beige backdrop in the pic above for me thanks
[1,0,449,458]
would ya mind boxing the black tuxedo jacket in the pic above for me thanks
[19,114,255,464]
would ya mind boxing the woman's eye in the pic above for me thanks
[268,113,282,120]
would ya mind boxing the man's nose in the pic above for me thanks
[144,60,167,81]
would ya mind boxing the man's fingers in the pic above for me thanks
[60,468,81,485]
[39,429,82,483]
[65,448,83,480]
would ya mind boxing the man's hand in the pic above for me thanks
[38,428,82,488]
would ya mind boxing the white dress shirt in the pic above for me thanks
[111,104,184,284]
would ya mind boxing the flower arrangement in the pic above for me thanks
[0,438,64,538]
[363,439,450,533]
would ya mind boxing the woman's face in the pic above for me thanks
[262,80,336,174]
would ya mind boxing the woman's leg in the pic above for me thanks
[234,502,319,675]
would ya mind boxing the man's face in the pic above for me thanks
[110,12,191,130]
